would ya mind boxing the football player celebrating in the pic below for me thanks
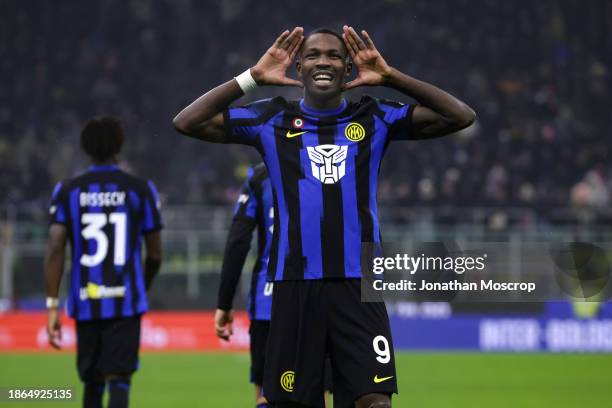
[174,26,475,407]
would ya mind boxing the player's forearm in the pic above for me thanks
[44,226,67,298]
[217,269,241,311]
[217,222,253,310]
[173,79,244,134]
[384,67,475,128]
[44,249,64,298]
[144,256,162,291]
[143,231,162,290]
[217,241,251,310]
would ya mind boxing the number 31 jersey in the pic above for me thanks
[49,165,163,320]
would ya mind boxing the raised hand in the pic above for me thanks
[342,25,392,90]
[251,27,304,87]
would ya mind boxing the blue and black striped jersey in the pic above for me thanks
[218,163,274,320]
[49,165,163,320]
[223,96,415,281]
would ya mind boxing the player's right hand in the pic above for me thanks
[214,308,234,341]
[46,309,62,350]
[251,27,304,87]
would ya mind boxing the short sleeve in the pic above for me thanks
[142,180,163,233]
[233,167,258,220]
[49,182,68,225]
[377,99,416,141]
[222,98,273,145]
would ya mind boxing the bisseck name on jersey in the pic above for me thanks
[80,191,126,207]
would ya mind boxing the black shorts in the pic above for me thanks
[251,320,333,392]
[263,279,396,408]
[76,315,142,382]
[250,320,270,385]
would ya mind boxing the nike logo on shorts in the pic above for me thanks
[373,375,394,384]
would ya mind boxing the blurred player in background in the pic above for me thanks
[44,117,163,408]
[174,25,475,407]
[215,163,275,408]
[215,163,333,408]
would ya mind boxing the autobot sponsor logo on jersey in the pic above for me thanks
[306,144,348,184]
[280,371,295,392]
[79,282,126,301]
[345,122,366,142]
[79,191,126,207]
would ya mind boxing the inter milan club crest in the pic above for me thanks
[291,117,304,129]
[280,371,295,392]
[345,122,366,142]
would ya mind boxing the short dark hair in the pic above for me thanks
[80,116,124,162]
[303,27,348,56]
[307,27,344,44]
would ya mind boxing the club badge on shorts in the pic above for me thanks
[280,370,295,392]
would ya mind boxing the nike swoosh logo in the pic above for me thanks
[373,375,394,384]
[286,130,307,138]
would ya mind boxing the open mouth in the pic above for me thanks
[312,71,335,86]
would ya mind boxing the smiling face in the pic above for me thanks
[297,32,351,103]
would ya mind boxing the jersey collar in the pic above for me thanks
[299,99,347,117]
[88,164,120,172]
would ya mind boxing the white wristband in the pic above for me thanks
[234,69,258,94]
[46,297,59,309]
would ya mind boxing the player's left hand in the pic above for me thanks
[342,25,392,90]
[214,309,234,341]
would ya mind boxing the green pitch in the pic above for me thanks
[0,352,611,407]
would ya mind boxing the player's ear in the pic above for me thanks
[345,60,352,77]
[296,59,302,77]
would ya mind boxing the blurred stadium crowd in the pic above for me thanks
[1,0,610,221]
